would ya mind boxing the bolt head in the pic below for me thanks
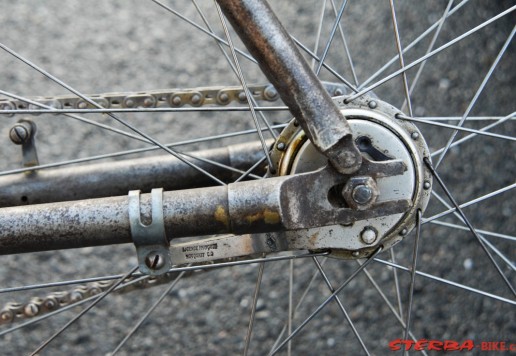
[277,142,286,151]
[368,100,377,109]
[218,92,229,104]
[264,85,278,101]
[400,228,408,236]
[191,94,202,105]
[9,124,30,145]
[351,251,360,257]
[145,252,165,270]
[411,132,420,140]
[238,92,247,102]
[423,181,431,190]
[171,96,182,106]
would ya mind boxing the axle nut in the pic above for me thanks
[341,176,379,210]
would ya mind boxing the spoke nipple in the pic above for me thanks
[276,142,286,151]
[351,251,360,257]
[360,227,377,245]
[423,181,431,190]
[399,228,408,236]
[411,132,420,140]
[368,100,377,109]
[9,124,30,145]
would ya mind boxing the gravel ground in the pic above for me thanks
[0,1,514,355]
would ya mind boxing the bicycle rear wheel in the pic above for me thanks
[0,1,514,354]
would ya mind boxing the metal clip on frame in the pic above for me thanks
[128,188,171,275]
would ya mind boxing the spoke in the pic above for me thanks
[243,260,266,356]
[330,0,359,86]
[398,114,516,142]
[0,124,286,177]
[434,25,516,168]
[424,158,516,297]
[190,0,277,140]
[315,0,349,76]
[110,271,186,355]
[430,220,516,242]
[213,1,274,171]
[359,0,470,89]
[431,113,515,157]
[346,5,516,102]
[389,248,404,321]
[374,258,516,305]
[0,276,149,337]
[430,191,515,271]
[389,0,413,117]
[287,259,294,356]
[269,246,383,355]
[292,37,358,92]
[423,182,516,223]
[0,43,227,186]
[402,0,454,112]
[150,0,256,64]
[0,106,290,114]
[403,210,422,355]
[311,0,327,70]
[361,266,429,356]
[29,266,139,355]
[270,258,329,353]
[313,257,370,355]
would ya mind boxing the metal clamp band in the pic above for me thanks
[129,188,171,275]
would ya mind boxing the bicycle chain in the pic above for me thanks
[0,81,348,325]
[0,82,348,114]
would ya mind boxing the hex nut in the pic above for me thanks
[341,176,379,210]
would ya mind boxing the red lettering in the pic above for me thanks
[389,339,402,351]
[427,340,443,351]
[459,339,474,351]
[414,339,428,351]
[443,340,459,351]
[400,340,415,351]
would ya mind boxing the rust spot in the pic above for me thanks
[214,205,229,229]
[245,209,280,225]
[309,232,319,245]
[263,209,280,224]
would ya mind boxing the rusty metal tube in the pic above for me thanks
[0,178,285,255]
[216,0,362,173]
[0,141,266,208]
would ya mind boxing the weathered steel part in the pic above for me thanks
[0,161,408,255]
[129,189,172,276]
[0,82,349,114]
[216,0,362,174]
[264,95,432,259]
[0,141,267,208]
[10,119,39,167]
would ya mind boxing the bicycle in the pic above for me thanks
[0,0,514,354]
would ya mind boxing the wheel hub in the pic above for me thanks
[267,96,432,258]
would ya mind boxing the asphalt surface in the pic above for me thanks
[0,1,514,355]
